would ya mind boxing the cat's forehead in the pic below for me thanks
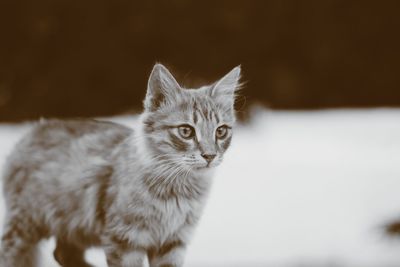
[154,86,235,125]
[176,99,231,126]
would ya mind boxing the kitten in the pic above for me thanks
[0,63,241,267]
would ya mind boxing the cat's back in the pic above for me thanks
[3,119,133,194]
[24,119,132,151]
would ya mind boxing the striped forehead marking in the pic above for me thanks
[191,100,222,145]
[191,100,220,125]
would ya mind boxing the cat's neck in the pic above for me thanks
[141,149,214,201]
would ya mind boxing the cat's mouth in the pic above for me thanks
[194,162,218,170]
[196,165,211,170]
[189,158,222,170]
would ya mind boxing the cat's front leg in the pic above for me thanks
[103,234,147,267]
[148,240,186,267]
[105,246,147,267]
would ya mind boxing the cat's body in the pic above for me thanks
[0,64,241,267]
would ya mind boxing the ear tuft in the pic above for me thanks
[144,63,181,111]
[210,66,241,111]
[211,65,241,98]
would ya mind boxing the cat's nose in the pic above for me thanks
[201,153,216,163]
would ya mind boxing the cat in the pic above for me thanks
[0,63,241,267]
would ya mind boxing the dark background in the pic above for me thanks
[0,0,399,122]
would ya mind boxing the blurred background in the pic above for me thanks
[0,0,400,121]
[1,1,400,266]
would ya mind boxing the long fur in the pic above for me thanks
[0,63,241,267]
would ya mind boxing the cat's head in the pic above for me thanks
[140,63,241,171]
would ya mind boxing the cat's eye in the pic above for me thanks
[178,124,195,139]
[216,125,229,139]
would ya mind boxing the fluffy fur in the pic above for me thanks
[0,63,241,267]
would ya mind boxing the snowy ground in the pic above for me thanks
[1,109,400,267]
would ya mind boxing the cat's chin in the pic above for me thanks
[192,165,218,175]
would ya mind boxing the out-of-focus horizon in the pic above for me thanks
[0,0,400,121]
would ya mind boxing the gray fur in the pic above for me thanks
[0,63,241,267]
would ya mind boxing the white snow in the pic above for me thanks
[1,109,400,267]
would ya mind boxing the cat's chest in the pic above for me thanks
[115,197,198,248]
[153,199,192,237]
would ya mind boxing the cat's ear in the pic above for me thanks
[210,66,241,106]
[144,63,181,112]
